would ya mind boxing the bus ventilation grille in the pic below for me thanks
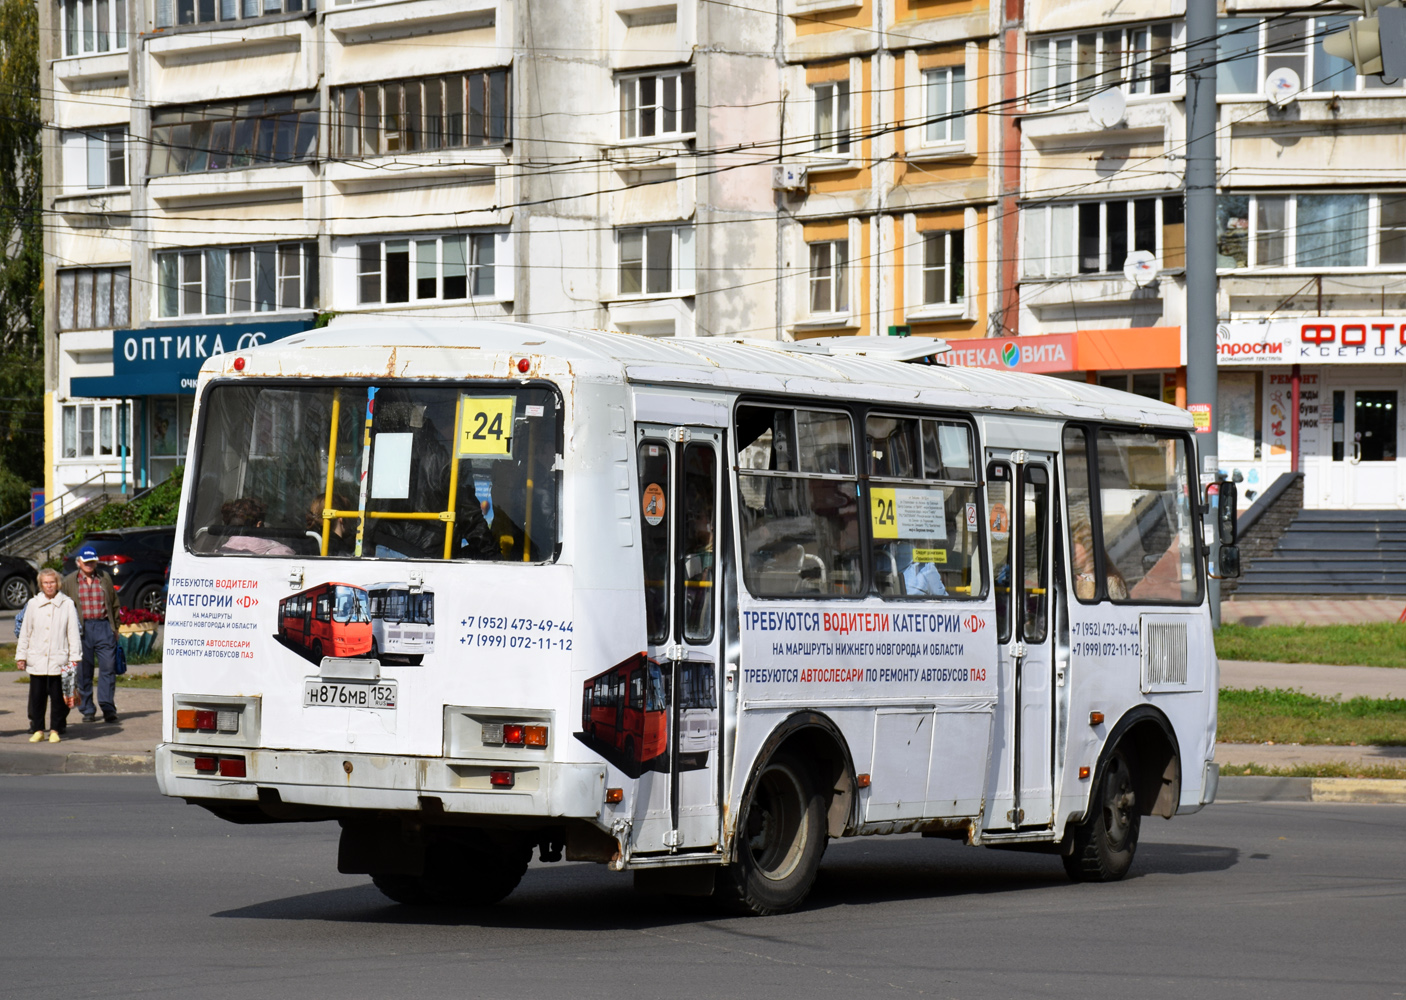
[1141,620,1188,689]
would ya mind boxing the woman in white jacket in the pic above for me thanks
[16,568,82,743]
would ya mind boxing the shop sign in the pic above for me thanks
[1218,319,1406,365]
[944,333,1076,373]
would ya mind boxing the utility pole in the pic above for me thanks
[1184,0,1220,625]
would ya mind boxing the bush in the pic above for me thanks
[69,465,185,551]
[0,463,32,525]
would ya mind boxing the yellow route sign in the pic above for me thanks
[870,487,897,539]
[458,396,516,456]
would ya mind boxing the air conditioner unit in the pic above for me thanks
[772,164,808,191]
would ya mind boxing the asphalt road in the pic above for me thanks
[3,777,1404,1000]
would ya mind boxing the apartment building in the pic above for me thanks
[40,0,789,504]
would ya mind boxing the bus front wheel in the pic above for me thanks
[720,751,826,916]
[1062,747,1140,883]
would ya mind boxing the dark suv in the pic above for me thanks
[62,526,175,613]
[0,554,39,610]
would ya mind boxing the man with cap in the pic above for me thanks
[62,545,121,724]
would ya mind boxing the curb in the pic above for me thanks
[1217,776,1406,804]
[0,750,153,776]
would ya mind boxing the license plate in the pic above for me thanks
[303,680,397,710]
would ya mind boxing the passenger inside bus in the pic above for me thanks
[217,498,295,556]
[308,493,355,556]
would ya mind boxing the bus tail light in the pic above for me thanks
[605,787,623,804]
[176,709,198,730]
[193,756,218,773]
[218,758,247,778]
[490,770,515,789]
[524,725,548,746]
[503,724,525,746]
[195,710,218,731]
[477,718,549,749]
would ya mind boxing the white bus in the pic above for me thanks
[157,319,1226,915]
[366,582,435,664]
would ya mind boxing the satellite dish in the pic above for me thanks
[1088,88,1126,128]
[1123,250,1159,287]
[1265,67,1302,106]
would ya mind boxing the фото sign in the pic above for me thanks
[1218,319,1406,365]
[945,334,1076,374]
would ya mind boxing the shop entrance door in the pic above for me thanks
[1324,386,1403,508]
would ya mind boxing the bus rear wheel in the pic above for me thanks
[1062,747,1140,883]
[720,751,826,916]
[372,834,532,908]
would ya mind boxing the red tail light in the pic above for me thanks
[194,710,217,731]
[218,758,247,778]
[193,756,218,772]
[503,723,525,746]
[489,770,515,788]
[98,554,131,565]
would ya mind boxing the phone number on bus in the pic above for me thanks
[466,634,573,651]
[462,616,575,633]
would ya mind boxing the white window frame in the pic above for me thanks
[905,211,975,321]
[60,402,130,463]
[156,243,317,318]
[806,236,851,319]
[811,78,851,157]
[61,129,127,193]
[59,0,127,58]
[155,0,314,29]
[1027,22,1179,108]
[906,45,979,160]
[352,232,506,306]
[1023,197,1182,278]
[1216,16,1406,99]
[618,69,696,142]
[616,225,695,299]
[1221,193,1397,271]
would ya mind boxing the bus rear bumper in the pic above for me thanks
[155,744,609,822]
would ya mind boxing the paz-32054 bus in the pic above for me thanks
[156,319,1226,914]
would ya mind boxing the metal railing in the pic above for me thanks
[0,470,139,560]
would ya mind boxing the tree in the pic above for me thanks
[0,0,42,522]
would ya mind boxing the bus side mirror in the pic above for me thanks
[1217,480,1238,546]
[1217,544,1241,579]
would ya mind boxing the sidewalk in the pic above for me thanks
[0,664,160,776]
[1222,598,1405,627]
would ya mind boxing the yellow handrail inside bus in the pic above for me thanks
[321,388,341,557]
[443,394,465,559]
[521,416,535,562]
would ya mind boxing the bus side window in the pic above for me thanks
[638,441,671,644]
[1020,466,1050,643]
[316,592,330,622]
[1063,425,1101,603]
[988,463,1013,643]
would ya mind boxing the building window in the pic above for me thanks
[813,80,850,154]
[156,0,313,28]
[156,243,317,317]
[335,71,509,157]
[60,0,126,57]
[619,69,695,140]
[1028,23,1174,106]
[57,267,130,331]
[356,234,498,304]
[1024,197,1184,278]
[88,129,125,188]
[922,231,964,306]
[923,67,965,145]
[1218,16,1404,96]
[808,239,849,314]
[618,226,694,296]
[61,402,129,460]
[1215,193,1399,269]
[148,93,319,176]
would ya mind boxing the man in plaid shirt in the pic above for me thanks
[62,545,121,724]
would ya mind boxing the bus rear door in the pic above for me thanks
[986,451,1056,830]
[634,423,725,854]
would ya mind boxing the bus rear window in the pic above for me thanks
[186,382,562,562]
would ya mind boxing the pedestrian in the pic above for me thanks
[15,568,82,743]
[62,544,122,724]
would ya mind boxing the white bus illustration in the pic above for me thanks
[366,582,435,664]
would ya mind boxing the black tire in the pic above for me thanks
[1,574,32,611]
[313,640,324,661]
[1062,747,1141,883]
[719,751,827,915]
[370,638,380,660]
[133,582,165,614]
[372,836,531,908]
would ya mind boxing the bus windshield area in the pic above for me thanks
[333,585,371,624]
[369,587,434,624]
[186,382,562,562]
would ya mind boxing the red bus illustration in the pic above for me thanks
[277,582,373,660]
[578,653,667,772]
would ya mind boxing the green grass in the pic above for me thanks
[1220,761,1406,780]
[1219,687,1406,746]
[1215,622,1406,669]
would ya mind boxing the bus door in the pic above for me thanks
[986,451,1055,830]
[635,424,725,853]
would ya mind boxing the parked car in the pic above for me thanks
[62,526,176,614]
[0,554,39,610]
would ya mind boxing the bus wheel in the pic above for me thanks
[372,835,531,908]
[313,640,324,661]
[370,874,435,906]
[1062,747,1140,883]
[720,751,826,915]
